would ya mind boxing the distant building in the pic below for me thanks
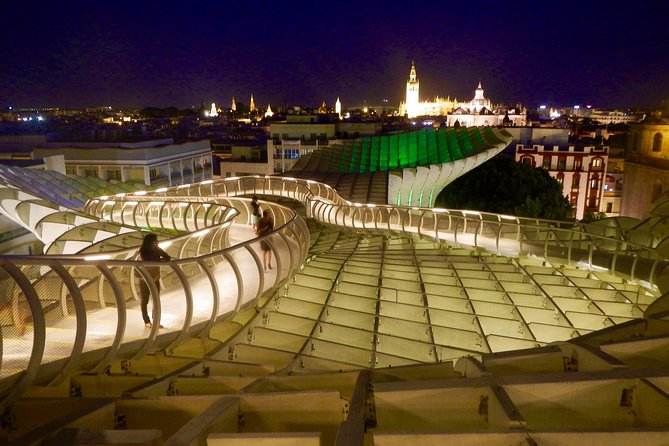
[516,143,608,220]
[33,138,212,188]
[213,138,271,178]
[589,109,643,125]
[621,120,669,218]
[398,62,527,126]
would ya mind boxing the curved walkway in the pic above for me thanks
[0,174,667,412]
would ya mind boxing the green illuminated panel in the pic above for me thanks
[398,133,409,167]
[458,129,475,156]
[360,138,370,173]
[470,127,485,152]
[389,134,399,169]
[418,129,429,165]
[371,137,380,172]
[436,128,449,163]
[447,130,463,160]
[293,127,504,175]
[349,140,361,173]
[380,135,389,170]
[408,131,419,166]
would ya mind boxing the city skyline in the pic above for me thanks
[1,1,667,110]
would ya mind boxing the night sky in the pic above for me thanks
[1,1,667,110]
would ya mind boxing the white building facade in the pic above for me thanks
[33,139,213,188]
[516,144,609,220]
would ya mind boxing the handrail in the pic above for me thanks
[0,174,667,411]
[0,189,309,410]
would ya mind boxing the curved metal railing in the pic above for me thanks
[0,191,309,410]
[1,174,667,411]
[159,176,668,290]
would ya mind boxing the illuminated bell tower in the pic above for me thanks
[231,97,236,111]
[335,97,342,119]
[250,94,256,112]
[405,62,420,118]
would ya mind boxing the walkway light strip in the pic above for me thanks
[84,254,111,261]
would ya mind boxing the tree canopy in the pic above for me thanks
[434,155,573,221]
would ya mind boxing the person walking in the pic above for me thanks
[250,196,261,232]
[255,210,274,272]
[138,233,171,328]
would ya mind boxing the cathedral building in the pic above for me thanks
[399,62,527,126]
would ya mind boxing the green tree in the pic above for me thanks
[435,155,573,221]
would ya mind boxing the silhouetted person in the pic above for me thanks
[250,196,261,232]
[255,210,274,272]
[138,233,171,328]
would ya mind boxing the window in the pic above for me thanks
[606,202,613,213]
[590,179,598,190]
[574,159,582,171]
[150,168,160,180]
[521,156,533,166]
[592,158,602,168]
[557,157,566,170]
[84,169,97,178]
[107,170,122,181]
[556,177,564,186]
[542,157,551,170]
[653,132,663,152]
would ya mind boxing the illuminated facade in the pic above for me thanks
[622,121,669,218]
[516,143,608,220]
[32,139,213,187]
[399,62,527,126]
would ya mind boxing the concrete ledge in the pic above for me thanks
[207,431,321,445]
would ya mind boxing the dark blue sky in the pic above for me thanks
[1,1,667,110]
